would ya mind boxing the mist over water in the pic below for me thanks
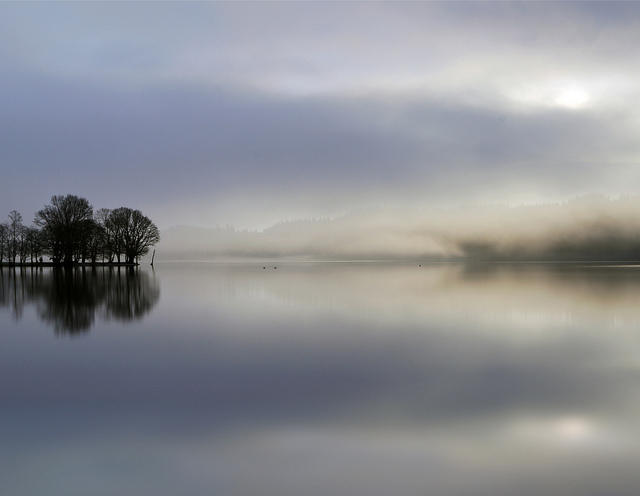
[2,262,640,495]
[159,196,640,262]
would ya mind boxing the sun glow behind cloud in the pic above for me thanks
[506,81,594,110]
[506,415,617,449]
[554,87,591,109]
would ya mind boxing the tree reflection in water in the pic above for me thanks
[0,267,159,335]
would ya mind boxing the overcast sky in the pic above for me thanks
[2,1,640,230]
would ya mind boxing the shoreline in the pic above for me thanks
[0,262,140,268]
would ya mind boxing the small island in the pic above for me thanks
[0,194,160,267]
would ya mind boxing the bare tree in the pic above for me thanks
[125,209,160,264]
[24,227,44,263]
[109,208,160,264]
[17,225,30,263]
[105,208,128,263]
[34,195,94,265]
[0,223,8,263]
[8,210,23,264]
[95,208,116,262]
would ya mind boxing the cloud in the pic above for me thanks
[4,67,640,229]
[2,2,640,229]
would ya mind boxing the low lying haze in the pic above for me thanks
[3,2,640,237]
[160,197,640,261]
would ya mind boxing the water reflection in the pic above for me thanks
[0,267,159,334]
[146,262,640,496]
[3,262,640,496]
[148,262,640,422]
[164,261,640,333]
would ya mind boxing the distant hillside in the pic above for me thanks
[157,196,640,262]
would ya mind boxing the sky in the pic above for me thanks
[2,1,640,231]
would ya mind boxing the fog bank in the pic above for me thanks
[158,196,640,262]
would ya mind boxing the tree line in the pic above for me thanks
[0,194,160,266]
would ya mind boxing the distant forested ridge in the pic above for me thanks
[159,196,640,262]
[0,194,160,266]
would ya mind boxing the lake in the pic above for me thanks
[2,261,640,496]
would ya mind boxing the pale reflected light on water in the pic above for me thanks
[2,262,640,495]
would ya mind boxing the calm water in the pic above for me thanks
[2,262,640,496]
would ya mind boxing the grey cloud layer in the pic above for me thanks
[2,2,640,228]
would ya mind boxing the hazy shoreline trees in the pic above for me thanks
[157,195,640,262]
[0,194,160,266]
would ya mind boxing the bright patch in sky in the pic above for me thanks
[553,87,591,109]
[553,416,594,442]
[507,414,627,450]
[508,83,592,110]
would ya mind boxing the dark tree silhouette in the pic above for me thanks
[24,227,44,263]
[3,194,159,266]
[109,207,160,264]
[96,208,128,263]
[8,210,22,264]
[16,224,29,263]
[0,223,7,263]
[94,208,113,262]
[34,195,94,265]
